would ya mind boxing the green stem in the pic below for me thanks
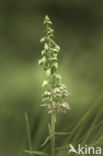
[51,113,56,156]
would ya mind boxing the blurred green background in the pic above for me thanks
[0,0,103,156]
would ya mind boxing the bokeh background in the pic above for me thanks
[0,0,103,156]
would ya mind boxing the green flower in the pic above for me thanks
[42,80,48,87]
[41,50,46,56]
[55,74,62,80]
[40,37,46,43]
[39,15,70,114]
[46,69,51,77]
[52,62,58,69]
[44,43,49,50]
[43,91,51,97]
[43,15,52,25]
[60,103,70,111]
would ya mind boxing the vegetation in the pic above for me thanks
[0,1,103,156]
[25,15,70,156]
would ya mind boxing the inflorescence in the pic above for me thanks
[38,15,70,114]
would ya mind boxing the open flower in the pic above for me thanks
[43,91,51,97]
[60,102,70,111]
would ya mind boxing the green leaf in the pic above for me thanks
[55,144,68,151]
[25,112,33,156]
[41,135,53,147]
[48,123,52,135]
[55,132,72,135]
[24,150,48,156]
[40,104,47,107]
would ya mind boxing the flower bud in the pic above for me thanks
[41,50,46,56]
[49,57,57,61]
[53,62,58,69]
[43,91,51,97]
[56,45,60,51]
[47,28,54,35]
[42,80,48,87]
[46,69,51,77]
[42,57,46,63]
[43,16,52,25]
[38,59,43,65]
[44,43,49,50]
[60,103,70,110]
[55,74,62,80]
[40,37,46,43]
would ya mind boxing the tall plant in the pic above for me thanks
[25,15,70,156]
[39,16,70,156]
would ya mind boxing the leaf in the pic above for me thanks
[41,135,53,147]
[24,150,48,156]
[40,104,47,107]
[55,132,72,135]
[55,144,68,151]
[25,112,32,155]
[48,123,52,135]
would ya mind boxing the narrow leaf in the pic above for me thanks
[25,112,32,156]
[48,123,52,135]
[55,132,72,135]
[40,104,47,107]
[24,150,48,156]
[55,145,68,151]
[41,135,53,147]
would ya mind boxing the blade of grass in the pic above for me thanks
[66,95,103,144]
[24,150,48,155]
[25,112,33,156]
[55,132,72,135]
[41,135,53,147]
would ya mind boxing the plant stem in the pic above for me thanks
[51,113,56,156]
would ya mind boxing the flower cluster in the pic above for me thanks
[38,16,70,113]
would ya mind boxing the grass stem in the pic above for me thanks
[25,112,33,156]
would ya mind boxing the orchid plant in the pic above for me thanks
[25,15,70,156]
